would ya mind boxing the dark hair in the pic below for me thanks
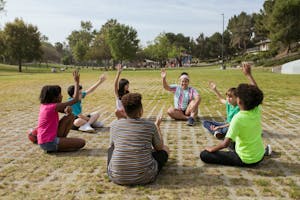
[68,85,83,97]
[226,87,237,97]
[118,78,129,99]
[121,93,142,118]
[236,84,263,110]
[39,85,62,104]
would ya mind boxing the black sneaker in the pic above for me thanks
[264,144,272,156]
[214,131,224,139]
[187,117,195,126]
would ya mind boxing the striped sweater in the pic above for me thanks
[108,118,162,185]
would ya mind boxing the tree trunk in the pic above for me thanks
[18,59,22,72]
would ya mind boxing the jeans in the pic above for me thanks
[39,137,60,153]
[202,120,228,136]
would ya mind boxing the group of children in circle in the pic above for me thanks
[27,62,271,185]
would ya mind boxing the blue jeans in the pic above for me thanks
[39,137,60,153]
[202,120,228,136]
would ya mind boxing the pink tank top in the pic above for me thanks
[37,103,59,144]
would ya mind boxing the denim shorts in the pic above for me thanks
[39,137,60,153]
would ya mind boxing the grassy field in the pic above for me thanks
[0,64,299,200]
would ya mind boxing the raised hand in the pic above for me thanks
[209,81,217,90]
[155,113,163,127]
[242,62,252,76]
[99,73,107,83]
[161,68,167,79]
[73,70,80,83]
[116,64,122,73]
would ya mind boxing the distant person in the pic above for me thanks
[36,71,85,152]
[107,93,169,185]
[68,73,106,133]
[200,63,272,167]
[161,69,201,126]
[114,64,129,119]
[202,82,239,139]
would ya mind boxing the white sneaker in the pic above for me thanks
[91,121,104,128]
[79,123,95,133]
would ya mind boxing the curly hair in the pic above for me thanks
[236,84,263,110]
[39,85,61,104]
[121,93,142,118]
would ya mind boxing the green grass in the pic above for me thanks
[0,63,299,199]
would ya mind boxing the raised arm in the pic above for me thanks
[56,70,80,113]
[153,113,164,151]
[114,64,122,98]
[161,68,172,92]
[242,62,257,87]
[85,73,106,95]
[209,81,226,104]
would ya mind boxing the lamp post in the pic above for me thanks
[221,13,225,70]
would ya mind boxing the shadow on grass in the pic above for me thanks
[52,148,108,157]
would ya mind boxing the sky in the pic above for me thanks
[1,0,265,46]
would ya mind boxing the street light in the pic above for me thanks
[221,13,226,70]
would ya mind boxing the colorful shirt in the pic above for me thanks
[37,103,59,144]
[226,101,240,123]
[169,84,199,111]
[68,92,86,116]
[226,106,265,164]
[108,118,162,185]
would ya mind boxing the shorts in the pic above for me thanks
[152,150,169,172]
[39,137,60,153]
[71,114,91,130]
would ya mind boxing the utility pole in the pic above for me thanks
[221,13,225,70]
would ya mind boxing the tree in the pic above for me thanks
[3,18,41,72]
[228,12,253,51]
[144,33,172,67]
[67,21,94,63]
[105,23,139,63]
[40,42,61,64]
[268,0,300,53]
[0,0,5,12]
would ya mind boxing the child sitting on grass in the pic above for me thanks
[114,64,129,119]
[68,73,106,133]
[37,71,85,152]
[202,82,239,139]
[200,63,271,167]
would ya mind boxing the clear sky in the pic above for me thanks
[1,0,265,46]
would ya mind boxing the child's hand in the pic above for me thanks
[155,113,163,127]
[205,146,214,152]
[209,81,217,90]
[64,106,72,115]
[242,62,251,76]
[73,70,80,83]
[99,74,106,83]
[210,125,219,131]
[161,68,167,79]
[116,64,122,73]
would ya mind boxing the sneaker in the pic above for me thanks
[27,128,38,144]
[214,131,224,139]
[187,117,195,126]
[264,144,272,156]
[91,121,104,128]
[79,123,95,133]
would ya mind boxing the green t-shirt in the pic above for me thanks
[226,101,240,123]
[226,106,264,164]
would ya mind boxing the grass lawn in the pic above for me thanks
[0,64,299,200]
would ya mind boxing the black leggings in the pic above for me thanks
[200,150,262,167]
